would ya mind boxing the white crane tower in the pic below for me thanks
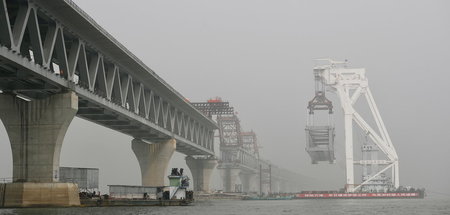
[306,59,399,193]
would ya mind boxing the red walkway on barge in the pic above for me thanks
[296,192,424,199]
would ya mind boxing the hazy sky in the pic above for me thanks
[1,0,449,196]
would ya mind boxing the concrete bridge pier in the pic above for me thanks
[271,179,281,193]
[0,92,80,207]
[249,174,260,193]
[131,138,176,186]
[239,172,256,193]
[260,183,270,195]
[220,168,241,192]
[185,156,217,193]
[279,180,288,193]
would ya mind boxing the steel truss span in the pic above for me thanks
[0,0,216,156]
[310,59,399,192]
[192,98,304,185]
[217,115,259,171]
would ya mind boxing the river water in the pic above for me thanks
[0,196,449,215]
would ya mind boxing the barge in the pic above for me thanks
[80,168,194,207]
[80,198,192,207]
[295,189,425,199]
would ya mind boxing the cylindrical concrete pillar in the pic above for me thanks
[220,168,241,192]
[131,138,176,186]
[279,181,288,193]
[239,172,257,193]
[271,179,281,193]
[0,92,78,182]
[185,156,217,193]
[0,92,80,207]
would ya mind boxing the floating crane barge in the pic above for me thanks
[300,59,425,199]
[295,190,425,199]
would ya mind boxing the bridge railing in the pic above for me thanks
[0,178,12,184]
[0,177,80,184]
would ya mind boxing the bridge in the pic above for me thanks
[0,0,217,207]
[192,99,303,194]
[0,0,302,207]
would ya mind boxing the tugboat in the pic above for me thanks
[166,168,193,204]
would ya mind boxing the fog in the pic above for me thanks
[0,0,449,196]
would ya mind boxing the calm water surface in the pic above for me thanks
[1,196,449,215]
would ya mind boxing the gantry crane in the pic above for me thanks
[306,59,399,192]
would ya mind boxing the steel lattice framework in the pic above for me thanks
[217,115,242,147]
[0,0,216,155]
[190,101,234,117]
[192,99,307,191]
[192,100,260,171]
[305,77,336,164]
[241,131,259,159]
[216,115,259,170]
